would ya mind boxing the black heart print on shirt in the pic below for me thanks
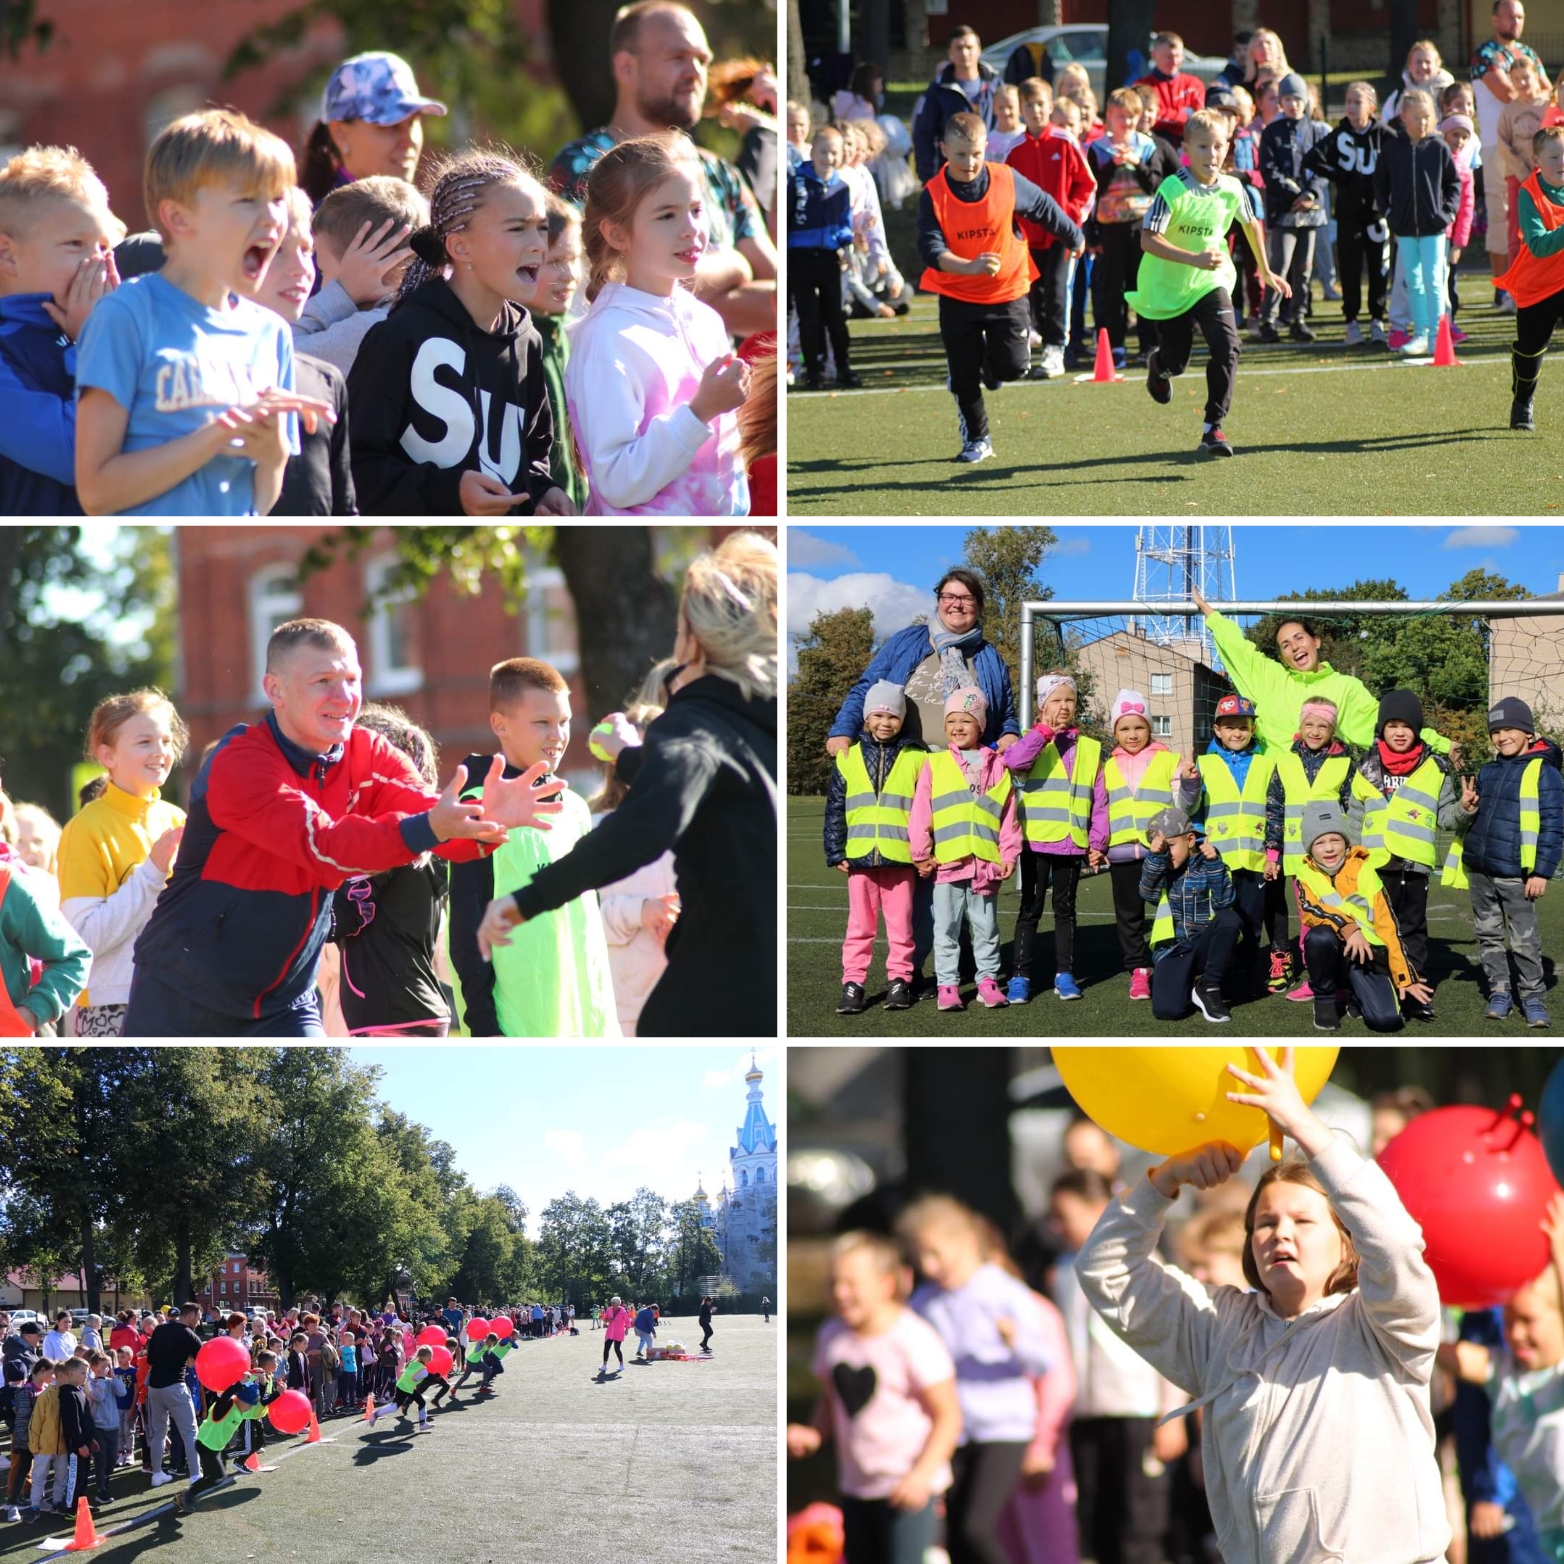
[832,1362,877,1417]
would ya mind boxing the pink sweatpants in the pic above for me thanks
[841,863,916,984]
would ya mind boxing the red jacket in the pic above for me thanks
[1134,70,1208,142]
[1005,130,1096,247]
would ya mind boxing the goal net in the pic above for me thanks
[1019,599,1564,763]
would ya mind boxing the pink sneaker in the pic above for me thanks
[977,977,1009,1008]
[938,984,965,1011]
[1451,325,1470,344]
[1387,328,1410,351]
[1286,978,1315,1002]
[1129,967,1152,1001]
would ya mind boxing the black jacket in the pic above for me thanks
[916,165,1084,271]
[510,675,776,1037]
[1460,739,1564,881]
[273,353,356,517]
[913,62,1004,181]
[1259,115,1331,227]
[1374,132,1460,237]
[347,276,557,516]
[333,856,449,1035]
[58,1383,93,1453]
[824,732,926,866]
[1304,117,1386,227]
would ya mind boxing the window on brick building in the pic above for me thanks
[1152,715,1172,738]
[250,567,303,700]
[524,564,580,676]
[1151,673,1174,696]
[365,554,423,696]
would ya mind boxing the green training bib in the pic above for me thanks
[1127,172,1244,321]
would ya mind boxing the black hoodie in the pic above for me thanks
[347,277,558,516]
[1304,116,1385,227]
[1373,132,1460,238]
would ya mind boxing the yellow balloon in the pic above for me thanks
[1052,1047,1340,1156]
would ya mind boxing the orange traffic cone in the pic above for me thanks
[1432,313,1461,366]
[306,1410,322,1444]
[1090,327,1123,383]
[62,1495,105,1551]
[362,1393,376,1423]
[243,1450,261,1473]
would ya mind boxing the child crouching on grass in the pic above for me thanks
[908,687,1020,1013]
[1140,806,1240,1023]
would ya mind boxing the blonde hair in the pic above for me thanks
[583,132,702,303]
[1184,108,1230,146]
[1106,87,1143,117]
[86,689,189,766]
[1406,38,1442,71]
[1055,63,1091,101]
[144,109,295,243]
[1019,77,1053,107]
[832,1230,906,1279]
[941,112,986,149]
[1178,1207,1246,1269]
[680,531,777,700]
[11,803,61,873]
[997,84,1020,106]
[0,145,124,241]
[895,1194,981,1248]
[280,184,312,236]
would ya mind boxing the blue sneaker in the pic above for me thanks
[1485,991,1513,1021]
[1006,975,1032,1004]
[1523,998,1552,1028]
[1054,973,1083,1001]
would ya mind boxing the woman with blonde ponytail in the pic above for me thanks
[475,532,777,1036]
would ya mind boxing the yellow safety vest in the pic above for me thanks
[1196,750,1275,873]
[1277,753,1352,875]
[1354,756,1444,870]
[1018,735,1100,849]
[1295,856,1386,946]
[1442,757,1543,889]
[837,745,924,864]
[1150,892,1175,947]
[927,750,1012,864]
[1104,750,1178,849]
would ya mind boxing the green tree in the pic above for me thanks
[962,526,1057,693]
[665,1199,722,1298]
[787,606,875,796]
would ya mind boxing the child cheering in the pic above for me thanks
[1076,1047,1452,1564]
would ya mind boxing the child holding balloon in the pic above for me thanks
[1075,1047,1452,1564]
[173,1375,261,1511]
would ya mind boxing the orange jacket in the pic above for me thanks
[1293,847,1418,989]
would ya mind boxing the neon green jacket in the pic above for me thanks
[1205,610,1451,757]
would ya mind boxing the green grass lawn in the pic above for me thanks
[787,795,1562,1038]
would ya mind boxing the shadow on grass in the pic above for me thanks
[351,1428,419,1466]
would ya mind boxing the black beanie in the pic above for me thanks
[1377,689,1424,738]
[1489,696,1536,733]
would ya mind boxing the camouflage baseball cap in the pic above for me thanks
[322,52,448,126]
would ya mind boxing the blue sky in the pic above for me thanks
[787,524,1564,656]
[347,1045,777,1234]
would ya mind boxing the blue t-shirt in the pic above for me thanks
[74,271,297,516]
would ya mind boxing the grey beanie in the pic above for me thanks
[1277,71,1308,101]
[1146,805,1194,843]
[1302,801,1350,852]
[864,680,906,718]
[1488,696,1535,734]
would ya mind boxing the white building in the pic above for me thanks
[716,1056,777,1291]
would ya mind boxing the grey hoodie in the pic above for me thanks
[1076,1133,1451,1564]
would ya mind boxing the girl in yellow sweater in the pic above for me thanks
[55,690,187,1036]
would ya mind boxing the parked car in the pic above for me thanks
[5,1310,41,1328]
[979,25,1226,104]
[70,1309,90,1326]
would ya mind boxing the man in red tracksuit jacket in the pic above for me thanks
[122,618,562,1037]
[1134,32,1209,144]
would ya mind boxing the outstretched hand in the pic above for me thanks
[1224,1047,1330,1158]
[429,765,508,844]
[481,755,566,831]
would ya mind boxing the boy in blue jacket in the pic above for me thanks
[0,146,124,515]
[1256,73,1330,343]
[1140,805,1241,1023]
[788,127,859,391]
[1448,696,1563,1027]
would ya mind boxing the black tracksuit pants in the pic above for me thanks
[1093,223,1149,351]
[1070,1416,1173,1564]
[1011,852,1082,980]
[1379,862,1431,974]
[939,293,1031,444]
[1152,286,1241,427]
[791,246,851,379]
[945,1441,1030,1564]
[1151,907,1241,1020]
[1337,214,1389,323]
[1109,857,1152,969]
[1514,289,1564,406]
[1300,925,1404,1029]
[1027,244,1072,349]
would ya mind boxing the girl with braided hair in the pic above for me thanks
[565,132,752,514]
[346,149,577,516]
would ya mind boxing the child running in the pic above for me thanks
[55,689,187,1037]
[173,1374,261,1511]
[1076,1047,1451,1564]
[1495,124,1564,430]
[1135,108,1292,456]
[568,133,751,514]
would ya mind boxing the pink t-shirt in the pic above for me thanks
[602,1307,631,1342]
[814,1309,956,1501]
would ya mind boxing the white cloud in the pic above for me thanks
[543,1128,584,1165]
[604,1118,709,1169]
[788,531,860,569]
[1443,526,1519,549]
[701,1046,777,1091]
[787,571,929,655]
[1052,536,1092,557]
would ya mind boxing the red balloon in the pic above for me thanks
[465,1317,490,1342]
[415,1325,446,1348]
[427,1345,454,1376]
[491,1316,514,1340]
[1378,1100,1562,1308]
[195,1335,251,1393]
[267,1388,312,1436]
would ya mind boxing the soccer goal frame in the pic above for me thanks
[1018,599,1557,727]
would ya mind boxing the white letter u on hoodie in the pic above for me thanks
[398,337,523,485]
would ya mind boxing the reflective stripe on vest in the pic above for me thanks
[837,745,924,864]
[1197,751,1275,873]
[1442,757,1543,889]
[1278,754,1352,874]
[1295,859,1385,944]
[1355,757,1444,868]
[927,750,1012,864]
[1104,751,1178,848]
[1019,735,1100,849]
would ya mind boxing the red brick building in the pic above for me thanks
[199,1254,279,1314]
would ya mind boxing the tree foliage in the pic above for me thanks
[787,606,874,796]
[961,525,1057,695]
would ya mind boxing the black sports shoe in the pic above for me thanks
[838,371,864,389]
[802,373,823,391]
[836,982,867,1015]
[1199,427,1235,458]
[884,978,913,1010]
[1255,323,1282,343]
[1145,349,1171,405]
[1191,982,1232,1024]
[1288,320,1317,343]
[1314,997,1341,1032]
[1513,398,1537,431]
[1403,995,1436,1023]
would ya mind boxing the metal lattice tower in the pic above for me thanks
[1131,526,1237,665]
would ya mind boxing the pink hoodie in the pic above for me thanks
[602,1306,631,1342]
[908,746,1023,888]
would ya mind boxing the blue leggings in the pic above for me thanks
[1398,234,1447,343]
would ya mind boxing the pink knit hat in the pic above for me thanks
[1111,689,1150,729]
[945,685,988,725]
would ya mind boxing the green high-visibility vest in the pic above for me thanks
[1277,754,1352,875]
[1295,857,1386,945]
[837,745,924,864]
[197,1398,247,1451]
[1017,735,1100,849]
[927,750,1011,864]
[1104,751,1177,848]
[396,1363,425,1394]
[1443,758,1543,889]
[1355,757,1444,869]
[1197,751,1274,873]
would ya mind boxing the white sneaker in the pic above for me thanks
[1369,319,1387,344]
[1399,335,1430,355]
[1040,344,1066,378]
[3,1505,19,1522]
[1342,321,1365,346]
[1497,292,1517,315]
[149,1471,173,1488]
[957,437,994,464]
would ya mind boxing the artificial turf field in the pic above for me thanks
[787,796,1563,1038]
[784,282,1564,515]
[4,1315,775,1564]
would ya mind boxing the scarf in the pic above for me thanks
[1376,739,1426,777]
[930,619,984,698]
